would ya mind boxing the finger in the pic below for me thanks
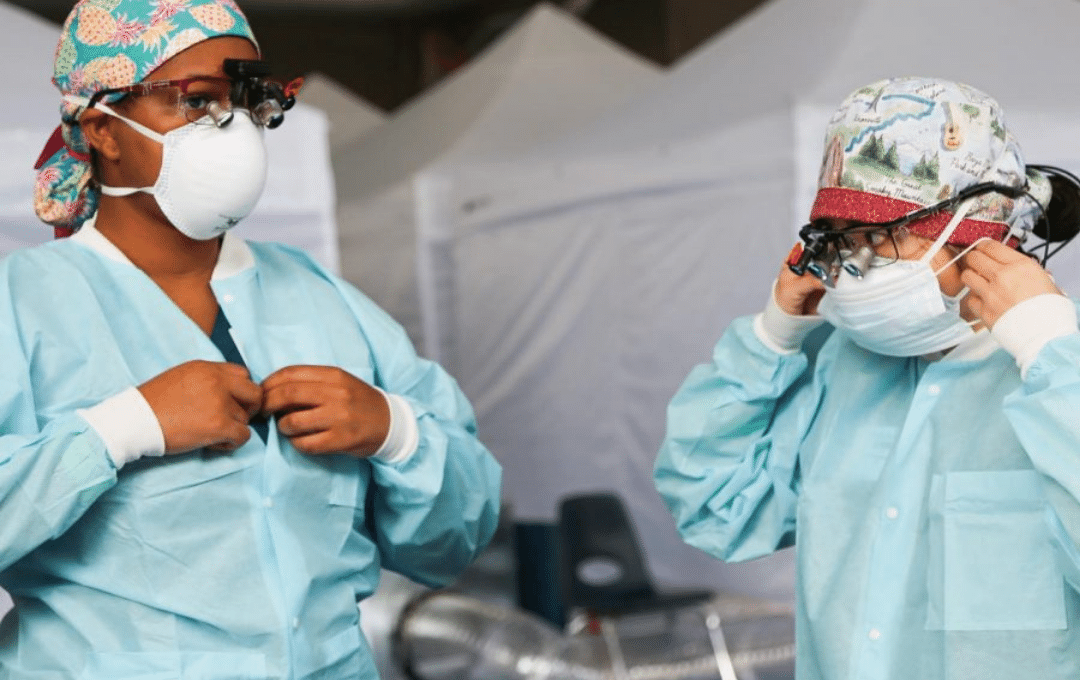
[224,399,252,425]
[208,421,253,451]
[287,430,340,456]
[277,405,334,437]
[262,381,338,416]
[972,239,1026,264]
[785,242,804,267]
[959,268,993,299]
[964,293,984,322]
[261,365,338,391]
[225,375,265,417]
[218,361,255,380]
[961,249,1002,278]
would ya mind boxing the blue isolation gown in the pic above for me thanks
[655,314,1080,680]
[0,224,501,679]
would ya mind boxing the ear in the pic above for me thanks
[79,108,122,162]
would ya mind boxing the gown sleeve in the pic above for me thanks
[1001,324,1080,593]
[0,315,117,573]
[331,280,502,589]
[653,314,828,563]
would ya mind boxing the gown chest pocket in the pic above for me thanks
[930,470,1067,631]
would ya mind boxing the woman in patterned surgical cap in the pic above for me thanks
[0,2,501,678]
[656,77,1080,680]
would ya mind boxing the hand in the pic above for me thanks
[960,240,1062,328]
[260,365,390,457]
[138,360,264,454]
[775,243,827,316]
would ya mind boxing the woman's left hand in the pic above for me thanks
[961,240,1062,328]
[261,365,391,457]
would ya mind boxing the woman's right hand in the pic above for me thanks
[775,243,827,316]
[138,360,264,454]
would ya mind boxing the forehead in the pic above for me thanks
[145,36,259,81]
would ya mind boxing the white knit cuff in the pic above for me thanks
[77,386,167,470]
[991,294,1078,378]
[753,279,825,354]
[373,391,420,464]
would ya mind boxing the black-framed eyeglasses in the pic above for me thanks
[85,59,303,129]
[789,181,1030,284]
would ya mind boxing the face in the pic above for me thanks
[93,36,259,194]
[823,218,966,296]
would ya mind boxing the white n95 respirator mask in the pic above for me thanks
[91,105,268,240]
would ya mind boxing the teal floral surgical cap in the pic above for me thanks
[35,0,258,235]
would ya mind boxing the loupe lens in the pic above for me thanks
[841,246,875,278]
[253,99,285,128]
[806,261,830,282]
[207,100,234,127]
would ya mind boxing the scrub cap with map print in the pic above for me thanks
[34,0,258,236]
[810,77,1050,248]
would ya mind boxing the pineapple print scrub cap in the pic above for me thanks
[811,77,1050,248]
[35,0,258,236]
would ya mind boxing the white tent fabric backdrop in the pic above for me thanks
[334,1,663,353]
[300,72,386,151]
[341,0,1080,603]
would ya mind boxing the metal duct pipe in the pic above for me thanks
[395,592,796,680]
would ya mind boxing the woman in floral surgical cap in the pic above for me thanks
[655,77,1080,680]
[0,2,501,678]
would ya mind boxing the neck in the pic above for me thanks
[94,194,220,284]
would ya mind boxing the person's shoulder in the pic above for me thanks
[245,240,383,306]
[245,240,407,332]
[0,238,87,285]
[246,240,329,276]
[0,240,94,326]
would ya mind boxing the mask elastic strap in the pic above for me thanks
[914,199,979,318]
[100,185,154,197]
[927,202,1010,331]
[921,198,975,267]
[65,94,167,144]
[934,235,997,275]
[65,95,160,197]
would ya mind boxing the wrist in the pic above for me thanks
[78,387,167,469]
[371,390,420,464]
[755,279,825,354]
[991,294,1078,377]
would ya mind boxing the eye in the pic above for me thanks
[868,230,887,246]
[182,93,214,110]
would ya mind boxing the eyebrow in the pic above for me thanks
[172,68,227,80]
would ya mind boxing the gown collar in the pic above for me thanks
[69,216,256,281]
[923,328,1000,363]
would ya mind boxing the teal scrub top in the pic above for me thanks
[0,228,502,679]
[655,314,1080,680]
